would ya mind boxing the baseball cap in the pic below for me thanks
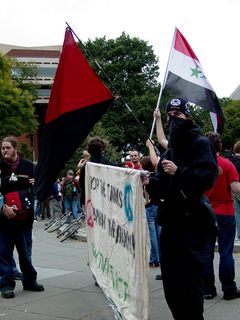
[166,97,191,116]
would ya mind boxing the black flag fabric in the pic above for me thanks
[34,28,114,201]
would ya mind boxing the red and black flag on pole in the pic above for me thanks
[34,28,114,201]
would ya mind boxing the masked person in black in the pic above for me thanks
[143,97,218,319]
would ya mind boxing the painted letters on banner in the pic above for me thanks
[85,163,150,320]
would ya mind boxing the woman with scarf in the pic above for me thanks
[0,136,44,299]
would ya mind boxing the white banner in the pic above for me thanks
[85,163,150,320]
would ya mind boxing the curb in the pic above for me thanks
[74,234,240,251]
[73,228,87,242]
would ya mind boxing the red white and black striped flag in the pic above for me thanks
[34,28,114,201]
[163,28,224,133]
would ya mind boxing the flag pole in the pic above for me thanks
[149,27,177,139]
[65,22,157,146]
[65,22,154,139]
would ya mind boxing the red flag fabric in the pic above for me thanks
[34,28,114,201]
[163,28,224,133]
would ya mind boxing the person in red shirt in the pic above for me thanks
[125,150,142,170]
[203,132,240,300]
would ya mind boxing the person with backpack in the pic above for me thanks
[62,170,80,221]
[79,137,116,210]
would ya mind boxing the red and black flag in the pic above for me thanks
[34,28,114,201]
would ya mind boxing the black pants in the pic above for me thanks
[160,225,206,320]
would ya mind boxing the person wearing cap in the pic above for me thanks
[143,97,218,319]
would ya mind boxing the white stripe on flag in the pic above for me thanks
[210,112,218,132]
[168,49,214,92]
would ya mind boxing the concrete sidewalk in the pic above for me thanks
[0,220,240,320]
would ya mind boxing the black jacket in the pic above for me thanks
[0,157,35,229]
[149,124,218,228]
[229,155,240,176]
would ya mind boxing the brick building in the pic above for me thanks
[0,43,61,161]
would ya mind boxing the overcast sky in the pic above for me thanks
[0,0,239,98]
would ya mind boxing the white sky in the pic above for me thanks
[0,0,239,97]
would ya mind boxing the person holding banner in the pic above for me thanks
[79,137,116,209]
[143,97,218,319]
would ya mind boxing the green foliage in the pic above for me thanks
[0,54,38,139]
[61,122,122,176]
[81,33,160,153]
[19,142,32,159]
[220,99,240,149]
[12,59,39,98]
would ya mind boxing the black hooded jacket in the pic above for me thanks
[149,121,218,228]
[0,157,35,229]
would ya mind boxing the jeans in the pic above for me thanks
[0,227,36,291]
[146,204,161,264]
[34,200,41,219]
[203,215,237,295]
[234,198,240,237]
[12,257,20,274]
[64,197,79,221]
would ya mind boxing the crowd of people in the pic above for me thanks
[1,96,240,320]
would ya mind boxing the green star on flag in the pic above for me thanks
[191,66,202,78]
[162,27,224,133]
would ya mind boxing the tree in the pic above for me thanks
[82,33,160,154]
[0,54,38,139]
[61,121,122,177]
[220,98,240,149]
[11,59,39,98]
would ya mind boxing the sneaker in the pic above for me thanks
[155,274,162,280]
[13,271,23,281]
[1,290,14,299]
[223,289,240,300]
[204,292,217,300]
[23,282,44,292]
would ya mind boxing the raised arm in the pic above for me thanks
[146,139,159,170]
[154,109,168,150]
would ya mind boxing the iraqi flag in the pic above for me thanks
[34,28,114,201]
[163,28,224,133]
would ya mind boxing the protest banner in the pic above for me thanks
[85,162,150,320]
